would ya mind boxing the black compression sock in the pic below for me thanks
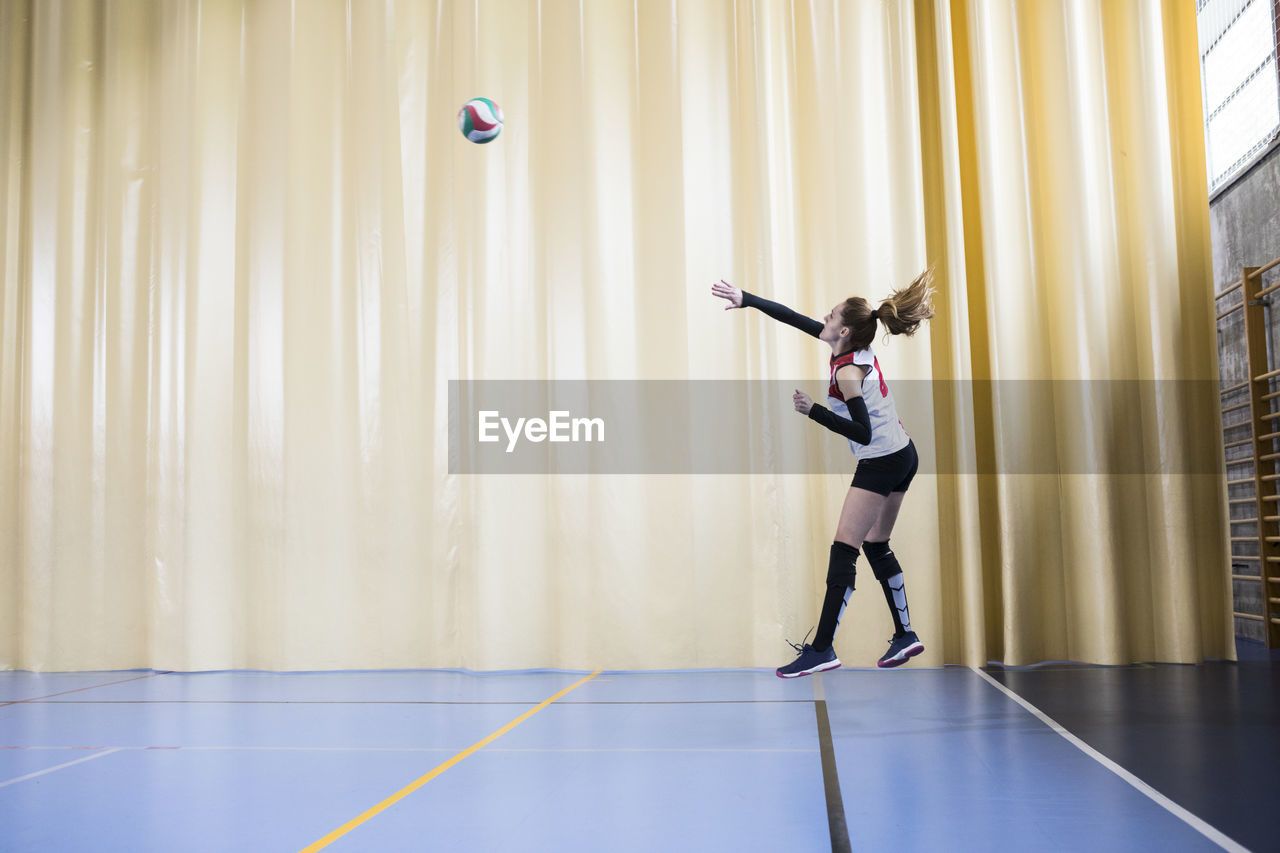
[880,579,905,635]
[865,540,912,636]
[812,542,859,651]
[812,584,852,652]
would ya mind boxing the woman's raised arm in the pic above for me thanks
[711,280,823,338]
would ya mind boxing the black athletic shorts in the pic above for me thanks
[850,439,918,496]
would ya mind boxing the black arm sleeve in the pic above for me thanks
[808,399,872,445]
[740,291,823,338]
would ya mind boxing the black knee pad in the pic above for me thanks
[863,539,901,582]
[826,541,859,590]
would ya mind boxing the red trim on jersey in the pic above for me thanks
[828,352,892,401]
[828,350,860,402]
[873,357,889,397]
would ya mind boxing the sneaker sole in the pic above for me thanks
[876,641,924,668]
[776,660,842,679]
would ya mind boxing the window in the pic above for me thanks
[1198,0,1280,193]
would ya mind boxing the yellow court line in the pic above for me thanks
[298,670,601,852]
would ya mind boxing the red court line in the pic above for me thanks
[0,672,171,708]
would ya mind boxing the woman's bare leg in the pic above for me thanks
[865,491,906,543]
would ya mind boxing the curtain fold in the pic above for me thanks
[0,0,1232,671]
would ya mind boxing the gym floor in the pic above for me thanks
[1,646,1275,852]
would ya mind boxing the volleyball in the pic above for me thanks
[458,97,503,144]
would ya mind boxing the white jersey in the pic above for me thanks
[826,348,911,461]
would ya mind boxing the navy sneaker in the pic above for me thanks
[877,631,924,668]
[777,634,841,678]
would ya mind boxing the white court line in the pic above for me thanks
[0,745,816,754]
[971,667,1249,853]
[0,748,123,789]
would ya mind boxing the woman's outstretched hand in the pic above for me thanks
[711,280,743,309]
[793,389,813,415]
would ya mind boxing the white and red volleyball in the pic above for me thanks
[457,97,503,144]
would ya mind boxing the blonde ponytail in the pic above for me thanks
[839,267,937,351]
[877,267,936,337]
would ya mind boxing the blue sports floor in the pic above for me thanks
[1,660,1274,852]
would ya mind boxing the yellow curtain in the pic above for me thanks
[0,0,1232,671]
[918,0,1230,665]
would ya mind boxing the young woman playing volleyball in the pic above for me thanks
[711,271,936,677]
